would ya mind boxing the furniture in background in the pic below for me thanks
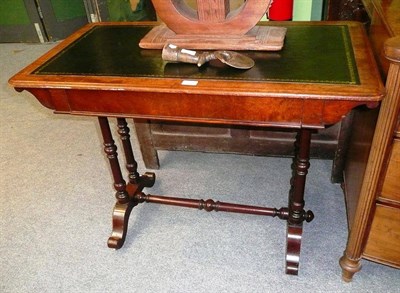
[9,21,383,276]
[326,0,369,23]
[339,0,400,281]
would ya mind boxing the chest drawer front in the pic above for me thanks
[364,204,400,267]
[381,139,400,202]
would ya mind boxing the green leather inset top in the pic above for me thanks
[35,24,359,85]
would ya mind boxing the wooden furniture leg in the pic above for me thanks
[286,129,315,275]
[98,117,130,204]
[100,117,315,272]
[117,118,141,184]
[98,117,155,249]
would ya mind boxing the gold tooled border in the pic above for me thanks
[35,24,360,85]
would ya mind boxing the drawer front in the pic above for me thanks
[381,139,400,202]
[363,204,400,267]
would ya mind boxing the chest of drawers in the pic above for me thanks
[362,122,400,266]
[340,0,400,281]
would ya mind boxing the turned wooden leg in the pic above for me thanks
[98,117,129,204]
[285,128,314,275]
[98,117,132,249]
[117,118,140,184]
[339,253,362,282]
[99,117,156,249]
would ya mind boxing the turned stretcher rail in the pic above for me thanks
[135,192,290,219]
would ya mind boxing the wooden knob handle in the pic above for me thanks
[384,36,400,63]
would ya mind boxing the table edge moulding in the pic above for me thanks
[9,21,384,277]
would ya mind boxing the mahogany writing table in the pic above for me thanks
[9,21,384,275]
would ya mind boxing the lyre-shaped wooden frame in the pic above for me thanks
[139,0,287,51]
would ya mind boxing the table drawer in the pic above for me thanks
[381,139,400,202]
[363,204,400,267]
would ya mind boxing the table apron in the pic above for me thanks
[27,88,365,129]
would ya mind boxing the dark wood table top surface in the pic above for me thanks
[9,21,384,129]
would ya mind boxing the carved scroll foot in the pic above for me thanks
[339,253,362,282]
[285,223,303,275]
[107,201,135,249]
[107,172,156,249]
